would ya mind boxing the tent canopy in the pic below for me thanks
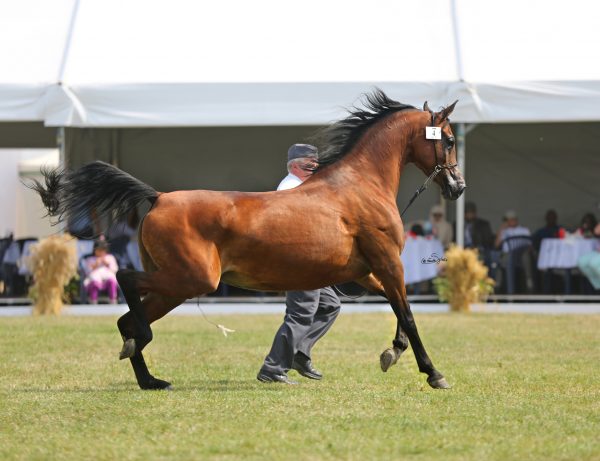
[2,0,600,126]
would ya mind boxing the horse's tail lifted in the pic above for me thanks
[29,160,158,227]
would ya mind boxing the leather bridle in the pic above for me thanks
[399,111,457,218]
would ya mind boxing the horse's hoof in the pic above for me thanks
[140,378,172,391]
[427,376,452,389]
[380,347,402,372]
[119,338,136,360]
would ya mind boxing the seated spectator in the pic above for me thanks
[495,210,534,294]
[575,213,598,238]
[425,204,453,248]
[107,209,140,261]
[67,208,100,240]
[464,202,494,251]
[577,223,600,290]
[107,210,138,241]
[495,210,531,251]
[407,223,425,238]
[532,209,563,251]
[83,240,118,304]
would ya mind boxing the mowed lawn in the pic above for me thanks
[0,312,599,461]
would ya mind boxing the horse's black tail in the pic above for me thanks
[28,161,158,229]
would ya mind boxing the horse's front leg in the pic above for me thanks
[374,262,450,389]
[380,322,409,372]
[357,274,408,372]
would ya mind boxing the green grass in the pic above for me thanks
[0,312,599,461]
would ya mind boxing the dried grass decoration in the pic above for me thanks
[433,245,495,312]
[26,234,78,315]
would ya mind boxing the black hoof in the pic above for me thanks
[427,375,451,389]
[139,377,172,391]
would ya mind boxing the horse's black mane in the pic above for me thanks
[313,88,417,170]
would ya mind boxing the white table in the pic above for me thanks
[537,238,598,270]
[401,237,444,285]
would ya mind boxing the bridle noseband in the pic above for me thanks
[399,111,457,218]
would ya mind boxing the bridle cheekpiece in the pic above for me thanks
[399,109,457,218]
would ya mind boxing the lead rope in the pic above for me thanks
[399,165,443,218]
[333,284,367,299]
[196,297,235,337]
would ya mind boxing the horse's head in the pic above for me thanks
[411,101,466,201]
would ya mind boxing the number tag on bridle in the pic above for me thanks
[426,126,442,140]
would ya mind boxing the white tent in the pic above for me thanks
[2,0,600,127]
[1,0,599,244]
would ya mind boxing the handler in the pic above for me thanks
[257,144,341,385]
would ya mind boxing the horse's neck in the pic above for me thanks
[324,114,413,200]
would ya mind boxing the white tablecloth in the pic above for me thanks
[537,238,598,269]
[401,238,444,285]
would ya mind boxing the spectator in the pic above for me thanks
[107,209,140,260]
[67,208,101,239]
[107,209,139,241]
[495,210,531,250]
[576,213,598,238]
[532,209,562,251]
[408,223,426,238]
[577,223,600,290]
[464,202,494,250]
[83,240,119,304]
[495,210,534,293]
[67,212,94,239]
[425,204,453,248]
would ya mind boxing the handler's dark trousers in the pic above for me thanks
[260,287,341,376]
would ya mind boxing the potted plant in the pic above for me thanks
[26,234,78,315]
[433,245,495,312]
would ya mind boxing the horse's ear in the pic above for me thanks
[439,100,458,121]
[423,101,431,113]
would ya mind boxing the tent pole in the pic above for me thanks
[56,127,66,233]
[456,123,466,247]
[57,127,66,167]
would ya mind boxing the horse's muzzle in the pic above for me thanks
[442,180,466,200]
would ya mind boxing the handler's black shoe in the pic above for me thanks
[292,354,323,380]
[257,371,298,385]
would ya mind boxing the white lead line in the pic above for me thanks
[196,298,236,337]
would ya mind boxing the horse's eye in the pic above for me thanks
[446,136,455,148]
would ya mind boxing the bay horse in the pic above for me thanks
[31,89,465,390]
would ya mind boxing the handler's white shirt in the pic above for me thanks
[277,173,303,191]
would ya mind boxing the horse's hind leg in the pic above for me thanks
[116,269,184,390]
[357,274,409,372]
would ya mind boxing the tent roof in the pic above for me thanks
[3,0,600,126]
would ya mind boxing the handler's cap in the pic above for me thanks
[287,143,318,162]
[504,209,518,219]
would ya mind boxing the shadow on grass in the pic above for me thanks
[10,378,290,393]
[173,378,297,392]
